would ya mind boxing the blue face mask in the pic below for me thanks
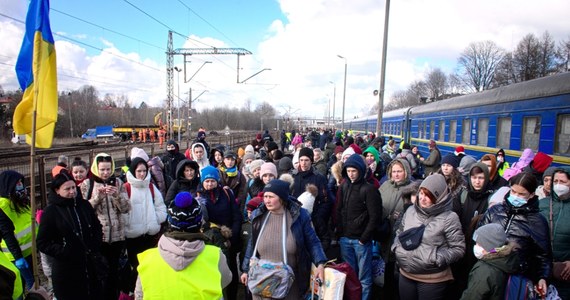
[507,194,527,207]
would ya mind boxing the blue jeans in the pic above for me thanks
[339,237,372,300]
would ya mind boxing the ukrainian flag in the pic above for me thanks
[14,0,58,149]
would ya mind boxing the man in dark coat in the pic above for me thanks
[292,148,332,251]
[336,154,382,300]
[161,140,186,188]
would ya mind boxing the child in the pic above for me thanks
[460,223,519,300]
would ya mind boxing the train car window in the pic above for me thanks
[497,117,512,149]
[462,119,470,144]
[477,118,489,146]
[430,121,435,140]
[555,114,570,155]
[449,120,457,143]
[419,121,426,139]
[439,120,445,141]
[522,116,541,151]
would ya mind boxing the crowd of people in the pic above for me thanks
[1,127,569,300]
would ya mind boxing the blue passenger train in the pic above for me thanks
[344,72,570,167]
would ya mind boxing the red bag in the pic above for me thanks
[327,262,362,300]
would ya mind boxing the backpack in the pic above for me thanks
[504,274,536,300]
[123,182,155,199]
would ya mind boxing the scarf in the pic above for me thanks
[223,165,238,177]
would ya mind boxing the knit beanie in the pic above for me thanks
[249,159,264,173]
[200,165,220,183]
[267,141,279,152]
[299,147,314,163]
[543,166,557,180]
[242,153,255,163]
[130,147,149,161]
[263,179,290,202]
[237,147,245,158]
[420,173,448,202]
[342,147,355,160]
[278,157,293,173]
[167,192,203,232]
[260,162,278,178]
[334,146,344,155]
[473,223,507,252]
[245,145,255,154]
[441,153,459,169]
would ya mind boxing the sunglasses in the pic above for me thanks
[96,155,113,163]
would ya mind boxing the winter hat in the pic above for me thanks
[278,157,294,174]
[458,155,477,176]
[299,147,314,163]
[297,184,318,214]
[237,147,245,158]
[334,146,344,155]
[242,153,255,163]
[341,147,356,161]
[130,147,149,161]
[260,162,278,178]
[349,143,363,155]
[167,192,203,232]
[454,146,465,156]
[420,173,448,202]
[249,159,264,173]
[263,179,290,202]
[473,223,507,252]
[267,141,279,153]
[200,165,220,183]
[532,152,553,173]
[246,196,264,211]
[441,153,459,169]
[245,145,255,154]
[543,166,557,180]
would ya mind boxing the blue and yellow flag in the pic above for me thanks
[14,0,58,148]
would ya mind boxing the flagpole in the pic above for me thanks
[29,40,41,290]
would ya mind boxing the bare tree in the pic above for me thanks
[556,36,570,72]
[537,31,557,77]
[457,40,505,92]
[425,68,448,100]
[513,33,541,81]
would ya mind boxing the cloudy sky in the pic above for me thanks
[1,0,569,122]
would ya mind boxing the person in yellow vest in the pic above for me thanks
[135,191,231,299]
[0,170,34,291]
[0,245,22,300]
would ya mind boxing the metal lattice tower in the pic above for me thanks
[166,31,174,138]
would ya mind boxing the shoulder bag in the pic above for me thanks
[247,212,295,299]
[398,215,434,251]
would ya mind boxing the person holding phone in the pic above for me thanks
[80,153,131,300]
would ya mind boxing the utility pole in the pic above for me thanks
[376,0,391,137]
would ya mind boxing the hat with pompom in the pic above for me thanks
[167,192,203,232]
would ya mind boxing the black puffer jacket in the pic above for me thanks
[164,160,200,206]
[336,155,382,244]
[478,194,552,282]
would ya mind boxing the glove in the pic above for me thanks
[14,257,29,269]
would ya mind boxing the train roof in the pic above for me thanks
[411,72,570,115]
[348,106,411,124]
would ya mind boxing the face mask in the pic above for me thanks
[167,149,176,155]
[15,182,25,191]
[553,184,570,197]
[507,194,527,207]
[473,244,485,260]
[497,156,503,162]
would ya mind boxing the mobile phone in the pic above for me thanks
[106,177,116,186]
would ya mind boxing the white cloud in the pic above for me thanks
[1,0,569,124]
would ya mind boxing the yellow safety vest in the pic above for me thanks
[0,251,22,300]
[0,197,34,261]
[138,244,222,299]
